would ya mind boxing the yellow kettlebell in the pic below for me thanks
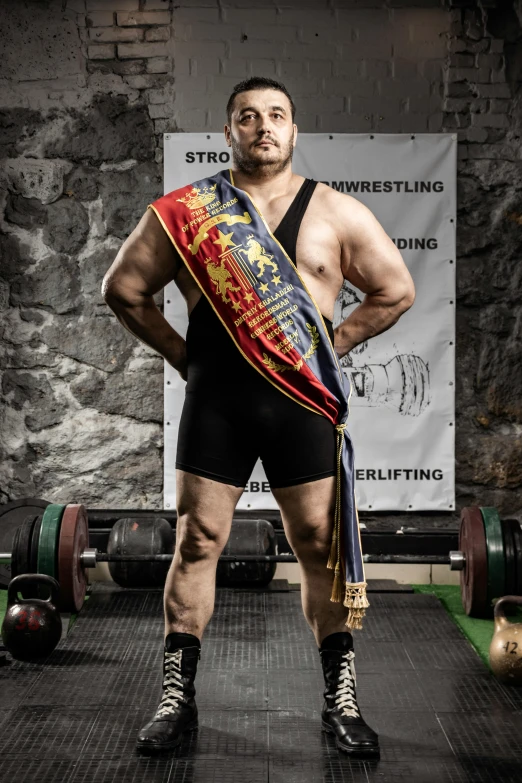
[489,595,522,685]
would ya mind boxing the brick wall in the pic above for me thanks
[0,0,520,520]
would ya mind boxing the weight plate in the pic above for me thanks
[480,507,505,606]
[0,498,50,586]
[459,506,488,617]
[30,515,43,575]
[502,519,517,597]
[18,515,39,599]
[37,504,66,582]
[0,497,50,553]
[57,504,88,612]
[107,517,174,588]
[10,525,23,580]
[509,519,522,596]
[501,519,519,616]
[18,515,37,574]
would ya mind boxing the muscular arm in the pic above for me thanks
[333,196,416,358]
[102,207,188,377]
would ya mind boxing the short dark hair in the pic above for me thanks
[226,76,296,124]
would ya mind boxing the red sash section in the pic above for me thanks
[149,183,340,424]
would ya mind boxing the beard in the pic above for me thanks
[230,132,294,177]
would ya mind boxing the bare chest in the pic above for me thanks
[177,186,345,321]
[260,192,344,319]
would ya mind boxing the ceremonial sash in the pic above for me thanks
[148,168,369,630]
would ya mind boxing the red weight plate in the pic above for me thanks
[57,504,88,613]
[459,506,489,617]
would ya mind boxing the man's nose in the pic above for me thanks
[256,117,271,133]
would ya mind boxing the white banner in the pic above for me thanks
[162,133,456,512]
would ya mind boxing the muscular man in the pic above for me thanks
[102,76,415,757]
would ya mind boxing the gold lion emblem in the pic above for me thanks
[240,236,279,277]
[204,257,241,303]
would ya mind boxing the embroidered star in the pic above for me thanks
[271,275,282,286]
[213,230,235,251]
[231,301,242,312]
[259,282,269,294]
[243,291,255,303]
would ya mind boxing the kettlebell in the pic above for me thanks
[1,574,62,661]
[489,595,522,685]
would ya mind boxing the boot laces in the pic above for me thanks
[156,650,185,718]
[335,650,360,718]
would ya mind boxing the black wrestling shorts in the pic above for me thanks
[175,296,337,489]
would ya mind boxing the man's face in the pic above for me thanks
[225,89,297,176]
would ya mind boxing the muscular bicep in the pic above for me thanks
[102,206,183,302]
[340,199,415,306]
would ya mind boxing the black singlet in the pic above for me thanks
[176,178,338,489]
[185,178,334,393]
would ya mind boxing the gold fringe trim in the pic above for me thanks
[343,582,370,631]
[327,422,369,631]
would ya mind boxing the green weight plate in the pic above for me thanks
[37,504,67,583]
[480,507,505,607]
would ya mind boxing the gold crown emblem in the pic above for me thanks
[177,184,217,210]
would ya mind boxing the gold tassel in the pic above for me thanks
[330,564,343,603]
[343,583,370,631]
[327,526,337,570]
[327,424,344,574]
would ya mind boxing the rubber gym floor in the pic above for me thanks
[1,579,522,783]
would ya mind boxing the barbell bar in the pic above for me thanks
[0,548,464,565]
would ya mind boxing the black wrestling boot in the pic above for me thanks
[319,631,380,758]
[136,632,201,754]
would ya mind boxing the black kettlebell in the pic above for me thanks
[1,574,62,661]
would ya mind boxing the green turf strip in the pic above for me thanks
[411,584,522,670]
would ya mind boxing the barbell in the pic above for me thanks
[1,501,520,619]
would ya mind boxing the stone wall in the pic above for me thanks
[0,0,520,522]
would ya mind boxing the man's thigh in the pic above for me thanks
[271,475,337,553]
[175,468,245,549]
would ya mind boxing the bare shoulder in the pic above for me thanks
[313,182,373,239]
[313,182,415,302]
[314,182,397,257]
[102,205,183,301]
